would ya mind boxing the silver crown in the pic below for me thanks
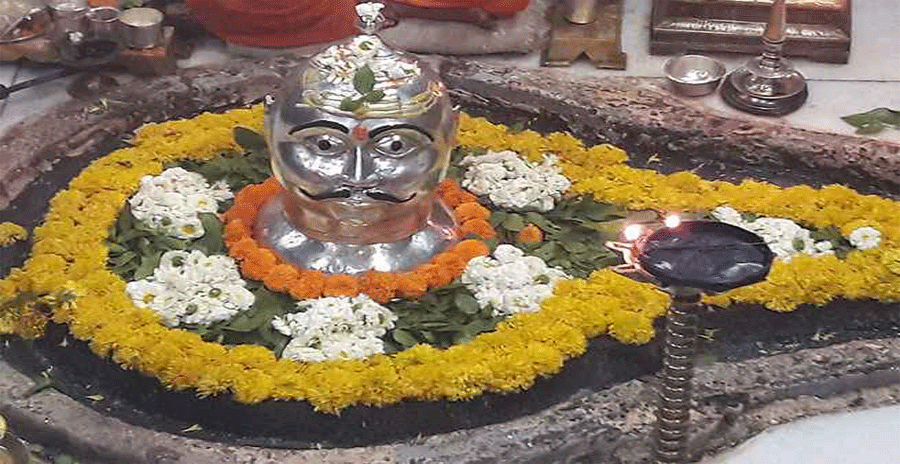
[295,2,443,118]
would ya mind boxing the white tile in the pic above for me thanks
[693,81,900,143]
[704,405,900,464]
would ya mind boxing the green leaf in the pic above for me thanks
[224,291,282,332]
[339,97,362,112]
[580,202,627,221]
[489,211,508,228]
[841,108,900,134]
[453,293,480,315]
[233,127,267,151]
[560,240,588,254]
[109,251,137,267]
[362,90,385,103]
[117,203,135,233]
[392,329,418,348]
[855,121,887,135]
[353,65,376,94]
[525,212,557,232]
[502,214,526,232]
[194,213,225,255]
[133,251,162,280]
[107,242,128,254]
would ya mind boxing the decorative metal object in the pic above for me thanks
[650,0,852,64]
[542,0,626,69]
[663,55,726,97]
[119,7,163,49]
[655,289,701,464]
[260,2,459,275]
[607,219,774,463]
[563,0,598,24]
[720,0,809,116]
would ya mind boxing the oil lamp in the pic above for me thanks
[608,217,774,463]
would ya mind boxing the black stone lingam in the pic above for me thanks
[611,220,774,464]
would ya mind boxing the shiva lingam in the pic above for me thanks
[719,0,809,116]
[257,2,459,275]
[608,216,774,463]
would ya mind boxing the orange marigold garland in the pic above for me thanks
[223,178,495,301]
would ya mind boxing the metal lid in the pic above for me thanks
[637,220,775,293]
[291,2,443,119]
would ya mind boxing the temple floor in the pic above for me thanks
[705,404,900,464]
[2,0,900,142]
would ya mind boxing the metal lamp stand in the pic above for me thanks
[654,289,702,463]
[720,0,809,116]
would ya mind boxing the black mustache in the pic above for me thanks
[299,187,415,203]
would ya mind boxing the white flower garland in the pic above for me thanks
[272,295,397,362]
[461,244,568,318]
[461,150,571,212]
[848,226,882,250]
[128,167,232,239]
[712,206,881,260]
[126,250,255,327]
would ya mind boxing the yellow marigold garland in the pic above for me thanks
[0,222,27,247]
[0,108,898,412]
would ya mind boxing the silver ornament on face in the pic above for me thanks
[256,9,460,275]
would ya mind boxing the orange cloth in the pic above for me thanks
[186,0,358,48]
[391,0,529,16]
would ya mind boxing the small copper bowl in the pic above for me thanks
[664,55,726,97]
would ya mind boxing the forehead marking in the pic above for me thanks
[352,125,369,141]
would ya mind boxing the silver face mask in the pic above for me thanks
[256,10,460,274]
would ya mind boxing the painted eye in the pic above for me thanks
[373,133,420,158]
[304,134,347,156]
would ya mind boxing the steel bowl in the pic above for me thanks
[664,55,726,97]
[85,6,119,38]
[119,7,162,49]
[46,0,88,33]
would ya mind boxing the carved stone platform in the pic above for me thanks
[650,0,852,64]
[1,58,900,463]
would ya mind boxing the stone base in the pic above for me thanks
[2,57,900,463]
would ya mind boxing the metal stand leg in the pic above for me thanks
[654,292,701,463]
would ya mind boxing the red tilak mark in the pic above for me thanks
[352,125,368,140]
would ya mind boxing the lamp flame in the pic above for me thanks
[624,224,645,242]
[664,214,682,229]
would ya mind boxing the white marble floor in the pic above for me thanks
[704,405,900,464]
